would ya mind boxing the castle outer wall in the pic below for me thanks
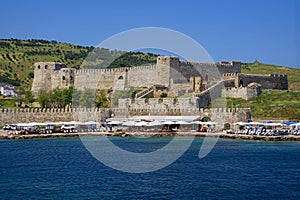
[31,56,242,95]
[237,74,288,90]
[222,73,288,90]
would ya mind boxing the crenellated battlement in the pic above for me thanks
[180,61,216,67]
[270,74,288,78]
[75,64,156,74]
[0,107,251,128]
[0,107,106,113]
[222,72,240,77]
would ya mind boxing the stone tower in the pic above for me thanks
[31,62,66,95]
[156,56,179,87]
[59,68,76,89]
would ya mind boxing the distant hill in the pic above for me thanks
[0,39,157,90]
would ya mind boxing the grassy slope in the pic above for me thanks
[214,90,300,120]
[0,39,91,90]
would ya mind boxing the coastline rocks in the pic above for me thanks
[0,131,299,141]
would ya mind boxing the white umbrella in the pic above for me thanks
[202,121,217,125]
[134,121,148,127]
[264,122,282,127]
[146,120,162,126]
[122,121,136,126]
[174,120,190,125]
[161,120,176,125]
[249,122,264,125]
[233,121,247,126]
[192,121,205,124]
[107,120,122,125]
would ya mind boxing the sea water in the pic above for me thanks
[0,137,299,199]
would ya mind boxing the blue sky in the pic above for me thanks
[1,0,299,68]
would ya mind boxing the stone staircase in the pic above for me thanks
[135,85,155,99]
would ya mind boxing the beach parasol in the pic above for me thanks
[146,120,162,126]
[122,121,136,126]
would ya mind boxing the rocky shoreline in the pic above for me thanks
[0,131,300,142]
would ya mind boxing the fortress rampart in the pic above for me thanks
[221,73,288,90]
[31,56,242,95]
[237,74,288,90]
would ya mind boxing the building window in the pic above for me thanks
[45,65,48,69]
[70,76,73,81]
[62,76,65,81]
[37,65,41,69]
[118,76,124,80]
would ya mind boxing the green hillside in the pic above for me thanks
[0,39,89,89]
[213,90,300,120]
[242,61,300,90]
[0,39,157,90]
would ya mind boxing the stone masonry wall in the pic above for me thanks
[221,73,288,90]
[221,86,262,100]
[118,98,197,110]
[0,108,251,130]
[127,65,159,88]
[237,74,288,90]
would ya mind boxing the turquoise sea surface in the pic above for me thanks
[0,137,299,199]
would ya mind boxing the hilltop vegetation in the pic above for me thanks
[0,39,157,90]
[0,39,90,89]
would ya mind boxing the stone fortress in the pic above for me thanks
[31,56,288,107]
[1,56,289,128]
